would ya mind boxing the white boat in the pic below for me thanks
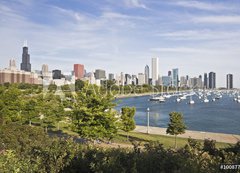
[189,100,195,104]
[237,99,240,103]
[204,98,209,103]
[159,96,166,103]
[149,96,161,101]
[180,95,187,100]
[164,94,171,99]
[188,90,195,104]
[212,98,216,102]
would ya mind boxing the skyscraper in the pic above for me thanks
[20,41,31,72]
[209,72,216,89]
[42,64,48,75]
[125,74,132,85]
[172,68,179,88]
[204,73,208,89]
[144,65,149,84]
[52,70,62,79]
[95,69,106,79]
[151,58,159,86]
[74,64,84,80]
[108,73,114,81]
[226,74,233,89]
[168,71,172,77]
[9,59,17,70]
[138,73,145,85]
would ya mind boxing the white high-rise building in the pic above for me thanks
[151,57,159,86]
[120,72,125,86]
[138,73,145,85]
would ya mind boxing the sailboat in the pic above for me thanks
[188,95,195,104]
[203,87,209,103]
[164,86,171,99]
[159,85,165,103]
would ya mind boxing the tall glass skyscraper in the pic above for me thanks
[151,58,159,86]
[20,42,31,72]
[209,72,216,89]
[204,73,208,89]
[144,65,149,84]
[226,74,233,89]
[172,68,179,88]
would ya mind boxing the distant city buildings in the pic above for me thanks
[0,59,40,84]
[189,77,203,89]
[20,41,31,72]
[226,74,233,89]
[2,42,238,89]
[151,57,159,86]
[74,64,84,80]
[180,76,187,87]
[162,76,172,87]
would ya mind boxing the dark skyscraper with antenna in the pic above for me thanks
[20,41,31,72]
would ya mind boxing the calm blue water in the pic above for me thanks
[115,94,240,134]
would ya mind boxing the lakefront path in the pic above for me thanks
[135,125,240,144]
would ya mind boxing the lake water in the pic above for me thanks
[115,94,240,134]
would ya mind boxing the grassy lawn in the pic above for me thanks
[49,122,231,149]
[114,131,231,149]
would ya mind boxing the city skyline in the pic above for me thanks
[1,0,240,87]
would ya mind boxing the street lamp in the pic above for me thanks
[147,107,150,134]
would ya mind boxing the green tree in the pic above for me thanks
[72,83,118,141]
[120,107,136,140]
[166,112,186,148]
[37,93,65,132]
[0,86,23,124]
[22,98,38,126]
[75,79,85,91]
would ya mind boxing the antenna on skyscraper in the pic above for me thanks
[23,40,28,47]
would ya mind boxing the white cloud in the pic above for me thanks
[124,0,147,9]
[172,0,234,11]
[157,30,240,41]
[149,47,209,53]
[192,15,240,24]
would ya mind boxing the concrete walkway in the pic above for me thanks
[135,125,240,144]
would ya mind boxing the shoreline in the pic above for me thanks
[116,93,153,99]
[115,90,190,99]
[134,125,240,144]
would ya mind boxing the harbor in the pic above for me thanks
[116,90,240,135]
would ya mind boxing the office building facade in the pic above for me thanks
[172,68,179,88]
[226,74,233,89]
[95,69,106,80]
[74,64,84,80]
[151,58,159,86]
[0,59,40,84]
[209,72,216,89]
[20,42,31,72]
[144,65,149,85]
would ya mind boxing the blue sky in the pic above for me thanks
[1,0,240,87]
